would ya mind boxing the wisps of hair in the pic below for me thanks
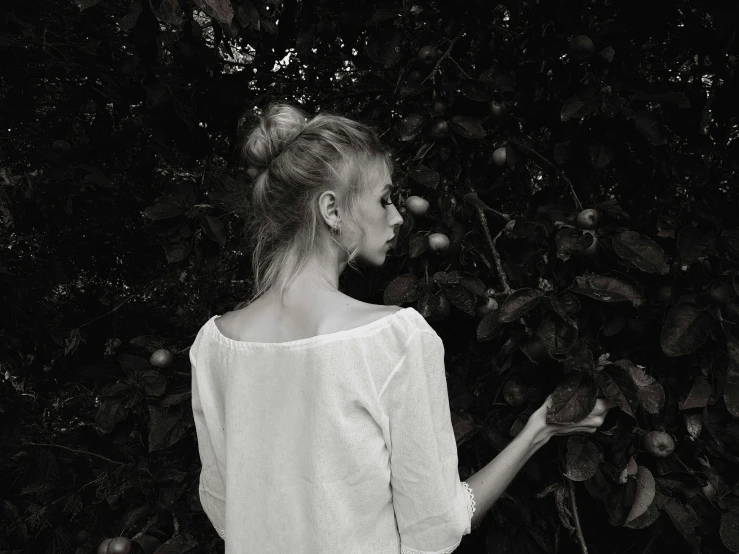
[237,101,394,308]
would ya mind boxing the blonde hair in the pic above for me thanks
[238,102,394,309]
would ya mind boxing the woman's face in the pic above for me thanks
[357,162,404,266]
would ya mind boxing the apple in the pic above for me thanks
[575,208,600,229]
[98,539,113,554]
[523,338,552,362]
[417,45,438,65]
[706,282,736,305]
[490,101,507,118]
[476,297,499,317]
[432,99,447,116]
[503,379,528,407]
[107,537,132,554]
[52,139,72,153]
[491,147,507,166]
[578,232,599,258]
[407,70,423,84]
[434,295,450,317]
[569,35,594,59]
[428,233,450,252]
[427,119,448,139]
[150,349,173,368]
[405,196,429,217]
[643,430,675,458]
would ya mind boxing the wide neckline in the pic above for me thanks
[207,307,415,350]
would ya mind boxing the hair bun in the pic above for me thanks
[241,103,308,169]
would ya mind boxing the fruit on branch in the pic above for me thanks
[576,208,600,230]
[492,147,507,166]
[427,118,448,139]
[405,196,429,217]
[490,100,507,119]
[432,99,447,115]
[247,167,259,179]
[503,378,529,407]
[107,537,132,554]
[475,296,499,317]
[643,430,675,458]
[52,139,72,153]
[150,349,173,368]
[428,232,450,252]
[417,45,438,65]
[569,35,594,59]
[407,70,423,84]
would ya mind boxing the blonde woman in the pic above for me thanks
[189,102,615,553]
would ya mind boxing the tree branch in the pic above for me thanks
[24,442,126,465]
[566,477,588,554]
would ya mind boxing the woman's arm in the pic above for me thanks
[466,396,615,530]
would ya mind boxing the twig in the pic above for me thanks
[24,442,125,465]
[420,34,463,87]
[566,477,588,554]
[475,206,512,295]
[132,515,161,541]
[449,56,472,80]
[506,137,583,211]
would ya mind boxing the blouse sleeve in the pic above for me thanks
[190,335,227,541]
[379,328,477,554]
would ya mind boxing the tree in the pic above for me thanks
[2,0,738,552]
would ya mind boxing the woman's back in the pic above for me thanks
[190,306,476,553]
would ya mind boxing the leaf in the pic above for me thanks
[660,302,714,357]
[149,410,187,452]
[451,412,479,446]
[477,310,502,342]
[546,372,597,425]
[366,26,402,68]
[655,493,701,548]
[677,225,717,265]
[396,113,426,141]
[448,116,485,139]
[631,90,691,109]
[572,273,645,307]
[76,0,103,10]
[192,0,234,26]
[720,512,739,553]
[632,110,666,145]
[561,94,598,121]
[408,234,427,258]
[679,377,711,410]
[720,230,739,259]
[587,140,616,169]
[625,466,655,524]
[724,382,739,417]
[595,366,639,418]
[564,436,602,481]
[538,314,577,354]
[611,231,670,275]
[95,397,129,434]
[555,228,595,261]
[83,174,115,188]
[163,239,192,263]
[625,363,665,414]
[624,498,660,529]
[459,79,490,102]
[383,275,419,305]
[144,200,184,220]
[138,369,167,396]
[684,410,703,440]
[408,165,440,188]
[151,533,198,553]
[205,215,227,247]
[499,288,544,322]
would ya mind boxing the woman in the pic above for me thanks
[189,102,615,553]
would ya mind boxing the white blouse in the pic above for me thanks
[190,306,476,553]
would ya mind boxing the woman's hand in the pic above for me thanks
[525,394,618,445]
